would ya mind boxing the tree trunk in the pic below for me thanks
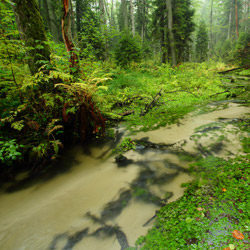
[47,0,59,43]
[121,0,128,30]
[130,0,135,36]
[235,0,239,38]
[166,0,176,66]
[62,0,78,71]
[209,0,213,50]
[12,0,51,75]
[76,0,82,33]
[228,2,232,39]
[42,0,51,32]
[141,0,146,41]
[99,0,106,26]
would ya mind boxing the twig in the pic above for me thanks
[119,110,134,116]
[140,89,163,116]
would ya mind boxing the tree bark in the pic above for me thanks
[76,0,82,33]
[228,2,232,40]
[47,0,59,43]
[235,0,239,38]
[209,0,213,50]
[121,0,128,30]
[12,0,51,75]
[166,0,176,66]
[62,0,78,71]
[130,0,135,36]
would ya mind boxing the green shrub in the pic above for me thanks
[115,32,142,67]
[0,139,23,166]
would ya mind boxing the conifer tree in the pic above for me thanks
[195,20,209,62]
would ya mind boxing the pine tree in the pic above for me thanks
[195,20,209,62]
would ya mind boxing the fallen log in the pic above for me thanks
[218,65,250,74]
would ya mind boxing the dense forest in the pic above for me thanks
[0,0,250,249]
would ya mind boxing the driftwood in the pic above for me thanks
[218,65,250,74]
[119,110,134,117]
[140,89,163,116]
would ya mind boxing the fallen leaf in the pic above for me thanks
[232,230,244,240]
[197,207,204,211]
[195,217,201,221]
[223,248,230,250]
[222,188,227,192]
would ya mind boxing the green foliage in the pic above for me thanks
[152,0,195,63]
[132,154,250,250]
[97,62,227,132]
[195,20,208,62]
[78,5,106,60]
[113,138,136,154]
[0,139,23,166]
[115,32,142,67]
[235,32,250,66]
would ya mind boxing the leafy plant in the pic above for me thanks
[113,138,136,154]
[115,32,142,67]
[0,139,23,166]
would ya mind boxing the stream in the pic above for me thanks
[0,101,249,250]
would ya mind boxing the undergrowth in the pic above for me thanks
[96,62,236,133]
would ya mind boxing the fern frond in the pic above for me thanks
[47,125,63,136]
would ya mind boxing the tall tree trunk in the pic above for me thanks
[166,0,176,66]
[76,0,82,33]
[42,0,52,32]
[62,0,78,71]
[130,0,135,36]
[99,0,106,26]
[111,0,115,27]
[209,0,213,50]
[99,0,108,59]
[12,0,50,75]
[47,0,59,43]
[141,0,146,41]
[161,29,167,64]
[228,2,232,39]
[235,0,239,38]
[121,0,128,30]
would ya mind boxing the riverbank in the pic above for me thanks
[121,66,250,249]
[129,126,250,250]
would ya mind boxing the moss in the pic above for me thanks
[13,0,50,74]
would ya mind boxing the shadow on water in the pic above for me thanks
[1,129,125,194]
[49,228,89,250]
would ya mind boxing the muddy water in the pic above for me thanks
[0,102,248,250]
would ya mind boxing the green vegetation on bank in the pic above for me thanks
[127,119,250,250]
[96,62,237,132]
[0,54,249,174]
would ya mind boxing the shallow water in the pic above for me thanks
[0,102,248,250]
